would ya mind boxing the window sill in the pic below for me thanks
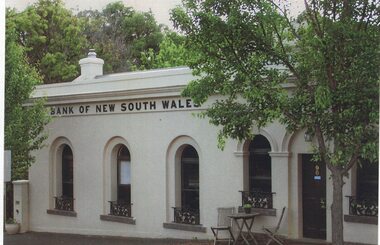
[47,209,77,217]
[344,215,377,225]
[163,222,207,233]
[100,214,136,225]
[238,207,276,216]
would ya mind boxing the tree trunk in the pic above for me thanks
[331,169,344,245]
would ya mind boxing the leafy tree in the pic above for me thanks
[78,2,164,73]
[5,21,50,180]
[7,0,88,84]
[138,31,188,70]
[171,0,379,244]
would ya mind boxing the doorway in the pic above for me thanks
[302,154,326,239]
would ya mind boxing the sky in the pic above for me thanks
[5,0,305,29]
[6,0,183,28]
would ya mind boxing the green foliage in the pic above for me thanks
[138,31,189,70]
[243,203,252,208]
[172,2,379,242]
[6,218,18,224]
[172,3,379,242]
[172,0,379,167]
[78,2,164,73]
[7,0,88,84]
[5,24,51,180]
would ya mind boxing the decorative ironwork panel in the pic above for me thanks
[54,196,74,211]
[109,201,132,217]
[173,207,200,225]
[347,196,378,217]
[240,191,275,209]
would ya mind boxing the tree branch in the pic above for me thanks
[271,18,300,78]
[332,0,337,21]
[342,144,361,176]
[315,122,334,171]
[358,0,369,31]
[304,0,324,38]
[267,0,301,41]
[221,34,250,76]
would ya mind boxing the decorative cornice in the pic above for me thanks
[25,85,186,106]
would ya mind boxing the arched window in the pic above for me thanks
[54,144,74,211]
[241,135,273,209]
[62,145,73,197]
[117,146,131,204]
[174,145,200,225]
[181,145,199,211]
[249,135,271,193]
[107,145,132,217]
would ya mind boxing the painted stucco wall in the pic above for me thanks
[28,66,377,243]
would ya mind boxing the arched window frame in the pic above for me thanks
[101,138,135,224]
[172,144,200,225]
[47,137,76,215]
[165,136,203,228]
[240,134,274,210]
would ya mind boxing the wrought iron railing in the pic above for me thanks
[54,196,74,211]
[109,201,132,217]
[173,207,200,225]
[240,191,275,209]
[346,196,378,217]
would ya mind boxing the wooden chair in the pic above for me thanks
[262,206,286,245]
[210,207,235,245]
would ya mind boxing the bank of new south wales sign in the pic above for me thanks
[50,98,200,117]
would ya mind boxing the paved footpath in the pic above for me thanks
[6,232,370,245]
[4,232,213,245]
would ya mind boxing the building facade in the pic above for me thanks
[28,52,378,243]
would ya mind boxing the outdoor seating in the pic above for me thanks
[211,207,235,245]
[229,212,260,245]
[262,206,286,245]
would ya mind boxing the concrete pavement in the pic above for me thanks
[5,232,372,245]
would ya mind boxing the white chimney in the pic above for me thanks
[75,49,104,82]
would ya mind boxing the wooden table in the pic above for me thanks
[228,212,260,245]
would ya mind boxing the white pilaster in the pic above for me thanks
[13,180,29,233]
[269,152,291,236]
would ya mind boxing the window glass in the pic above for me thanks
[119,160,131,185]
[357,159,378,199]
[181,145,199,211]
[249,135,271,193]
[62,145,73,197]
[117,145,131,203]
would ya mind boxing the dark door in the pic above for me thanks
[302,154,326,239]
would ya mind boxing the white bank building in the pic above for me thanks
[22,51,377,244]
